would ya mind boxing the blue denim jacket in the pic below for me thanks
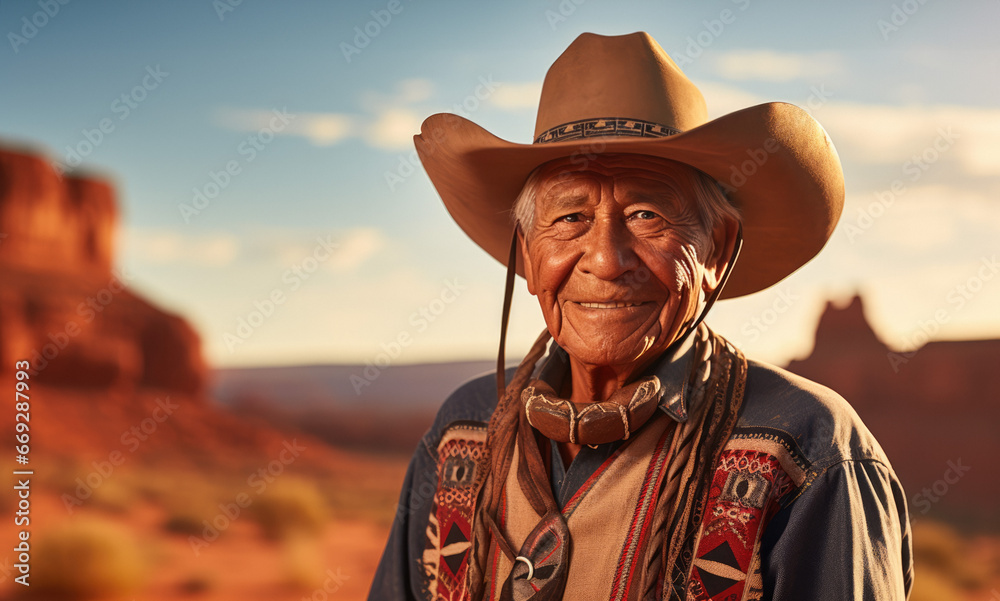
[368,332,913,600]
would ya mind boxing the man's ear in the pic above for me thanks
[702,217,740,293]
[518,227,537,296]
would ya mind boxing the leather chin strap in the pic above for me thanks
[496,223,745,405]
[495,228,522,403]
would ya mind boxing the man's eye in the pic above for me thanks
[632,210,658,220]
[558,213,582,223]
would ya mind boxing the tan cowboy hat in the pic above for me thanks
[414,31,844,298]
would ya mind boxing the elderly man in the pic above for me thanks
[370,32,912,601]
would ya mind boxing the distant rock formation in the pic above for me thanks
[0,148,116,273]
[787,295,1000,528]
[0,146,205,395]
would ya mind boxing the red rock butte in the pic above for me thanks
[0,146,204,395]
[788,295,1000,528]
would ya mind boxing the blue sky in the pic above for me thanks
[2,0,998,368]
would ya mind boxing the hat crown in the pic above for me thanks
[533,32,709,140]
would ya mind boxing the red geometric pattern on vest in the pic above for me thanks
[423,430,486,601]
[687,449,792,601]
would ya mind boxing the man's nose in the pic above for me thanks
[577,217,640,281]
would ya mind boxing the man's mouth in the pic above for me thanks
[575,301,647,309]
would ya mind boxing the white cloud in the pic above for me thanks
[288,113,356,146]
[395,78,434,104]
[216,108,356,146]
[258,226,387,272]
[364,107,423,150]
[694,80,766,117]
[124,226,387,273]
[212,77,539,153]
[215,79,435,150]
[710,50,846,82]
[326,227,385,272]
[820,103,1000,177]
[360,78,434,108]
[125,229,240,267]
[842,184,1000,254]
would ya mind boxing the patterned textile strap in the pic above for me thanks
[654,330,749,601]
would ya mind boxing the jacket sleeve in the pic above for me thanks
[760,458,913,600]
[368,437,439,601]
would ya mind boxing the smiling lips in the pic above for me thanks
[575,301,648,309]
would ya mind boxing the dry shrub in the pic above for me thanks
[88,477,137,515]
[127,468,179,504]
[913,521,964,570]
[162,508,209,537]
[158,474,226,537]
[912,520,991,590]
[251,477,329,541]
[319,477,397,527]
[280,534,326,590]
[161,490,216,536]
[178,573,214,595]
[35,457,86,491]
[908,568,964,601]
[29,517,145,599]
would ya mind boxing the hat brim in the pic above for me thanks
[414,102,844,299]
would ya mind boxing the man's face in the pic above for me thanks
[521,154,733,372]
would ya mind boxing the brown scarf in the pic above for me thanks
[466,325,747,600]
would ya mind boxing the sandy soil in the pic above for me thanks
[0,477,398,601]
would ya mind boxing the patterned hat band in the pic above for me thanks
[533,117,682,144]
